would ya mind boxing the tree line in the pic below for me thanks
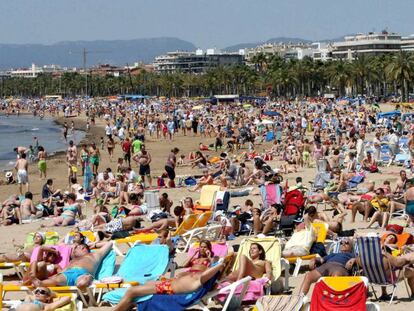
[1,51,414,101]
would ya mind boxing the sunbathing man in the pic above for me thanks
[300,238,356,295]
[26,241,113,290]
[113,259,229,311]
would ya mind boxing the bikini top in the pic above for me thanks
[63,204,77,213]
[190,257,210,268]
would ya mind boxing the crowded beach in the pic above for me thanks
[0,96,414,311]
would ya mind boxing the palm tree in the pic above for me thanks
[386,51,414,102]
[327,60,353,96]
[352,54,371,96]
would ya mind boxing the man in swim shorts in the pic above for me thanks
[28,242,113,289]
[14,153,29,195]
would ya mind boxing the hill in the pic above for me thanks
[0,37,196,69]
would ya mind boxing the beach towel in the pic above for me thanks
[261,184,282,209]
[30,245,72,270]
[95,250,116,280]
[310,280,366,311]
[217,277,267,302]
[102,244,169,304]
[136,272,219,311]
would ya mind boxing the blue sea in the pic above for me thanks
[0,115,85,170]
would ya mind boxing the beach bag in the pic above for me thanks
[369,164,379,173]
[157,177,165,187]
[264,154,273,161]
[111,206,126,218]
[151,212,169,222]
[184,177,197,186]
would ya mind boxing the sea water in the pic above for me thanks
[0,114,85,170]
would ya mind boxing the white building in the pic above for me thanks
[153,50,244,74]
[9,63,63,78]
[331,31,402,60]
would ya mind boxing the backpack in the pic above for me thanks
[157,177,165,187]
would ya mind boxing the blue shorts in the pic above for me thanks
[62,267,90,286]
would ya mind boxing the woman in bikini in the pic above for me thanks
[180,240,214,275]
[15,287,71,311]
[49,193,82,226]
[223,243,272,282]
[113,259,230,311]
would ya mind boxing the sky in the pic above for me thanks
[0,0,413,48]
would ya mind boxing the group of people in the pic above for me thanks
[1,96,414,311]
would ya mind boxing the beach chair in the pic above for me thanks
[212,237,290,310]
[64,231,96,244]
[302,276,380,311]
[177,212,213,253]
[2,288,83,311]
[193,185,221,214]
[260,183,283,209]
[253,295,304,311]
[285,222,329,277]
[98,244,169,306]
[0,231,60,279]
[357,236,410,304]
[112,232,158,256]
[135,271,244,311]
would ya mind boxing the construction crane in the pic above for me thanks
[69,48,110,95]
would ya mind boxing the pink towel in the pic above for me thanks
[217,278,267,302]
[188,243,229,258]
[30,245,72,270]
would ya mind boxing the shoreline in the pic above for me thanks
[0,113,103,201]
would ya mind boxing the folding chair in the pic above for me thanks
[357,236,410,304]
[302,276,380,311]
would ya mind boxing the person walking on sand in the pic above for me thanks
[37,146,47,179]
[15,152,29,195]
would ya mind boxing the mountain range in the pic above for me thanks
[0,37,196,70]
[0,35,347,69]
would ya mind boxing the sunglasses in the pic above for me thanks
[34,289,49,296]
[340,241,350,245]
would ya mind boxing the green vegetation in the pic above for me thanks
[1,52,414,100]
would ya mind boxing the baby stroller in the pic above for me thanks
[278,189,305,236]
[254,157,280,182]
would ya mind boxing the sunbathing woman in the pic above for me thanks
[49,193,82,226]
[0,232,45,263]
[180,240,214,275]
[223,243,272,282]
[135,206,186,233]
[15,287,71,311]
[113,259,229,311]
[23,245,61,286]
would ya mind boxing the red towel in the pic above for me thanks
[310,281,366,311]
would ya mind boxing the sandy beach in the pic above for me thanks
[0,106,413,311]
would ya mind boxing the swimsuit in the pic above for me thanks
[406,200,414,216]
[155,279,174,295]
[61,267,90,286]
[38,160,47,173]
[90,155,99,166]
[17,169,28,184]
[105,218,123,233]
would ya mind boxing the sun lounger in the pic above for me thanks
[193,185,221,214]
[215,237,290,309]
[285,222,329,277]
[97,244,169,305]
